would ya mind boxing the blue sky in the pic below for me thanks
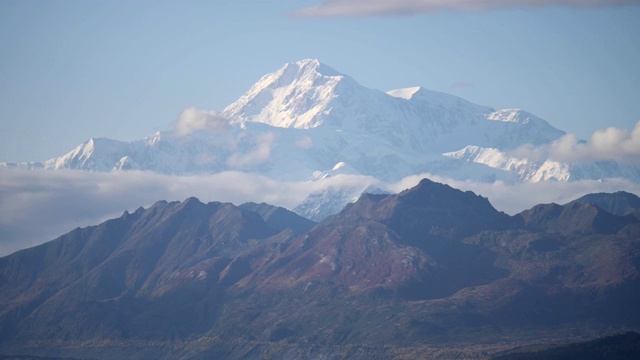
[1,0,639,162]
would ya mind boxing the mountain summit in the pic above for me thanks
[222,59,351,129]
[3,59,639,185]
[223,59,564,152]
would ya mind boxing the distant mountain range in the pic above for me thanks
[1,179,639,359]
[3,59,639,185]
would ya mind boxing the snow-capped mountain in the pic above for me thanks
[443,145,640,182]
[2,59,638,185]
[221,59,564,154]
[293,182,391,222]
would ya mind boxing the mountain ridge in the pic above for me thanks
[2,178,639,359]
[7,59,634,184]
[567,191,640,216]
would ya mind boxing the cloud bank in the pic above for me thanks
[294,0,640,17]
[392,173,640,215]
[0,168,373,257]
[512,121,640,164]
[3,167,640,257]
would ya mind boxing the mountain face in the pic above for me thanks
[567,191,640,216]
[0,200,310,343]
[517,201,635,235]
[5,59,637,184]
[293,183,391,222]
[219,60,563,153]
[238,202,316,234]
[2,179,639,359]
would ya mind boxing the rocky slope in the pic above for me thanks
[567,191,640,216]
[1,179,639,359]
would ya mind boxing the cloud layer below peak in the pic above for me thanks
[2,167,640,257]
[294,0,640,17]
[511,121,640,164]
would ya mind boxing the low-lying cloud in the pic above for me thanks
[392,173,640,215]
[551,122,640,163]
[512,121,640,164]
[2,167,640,257]
[172,108,279,168]
[294,0,640,17]
[0,168,372,256]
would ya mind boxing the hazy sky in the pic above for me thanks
[1,1,639,162]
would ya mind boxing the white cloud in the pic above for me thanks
[391,173,640,215]
[227,133,276,167]
[0,168,374,256]
[295,136,314,149]
[174,107,229,136]
[3,167,639,257]
[511,121,640,164]
[294,0,640,17]
[551,122,640,163]
[0,168,301,256]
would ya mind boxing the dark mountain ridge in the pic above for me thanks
[0,200,310,342]
[567,190,640,216]
[1,180,639,359]
[238,201,316,235]
[517,201,636,235]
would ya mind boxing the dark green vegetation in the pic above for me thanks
[1,179,639,359]
[491,331,640,360]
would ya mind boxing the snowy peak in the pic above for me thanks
[259,59,344,88]
[8,59,634,187]
[221,60,562,150]
[47,137,132,171]
[296,58,342,77]
[221,59,350,129]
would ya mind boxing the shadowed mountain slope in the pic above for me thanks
[1,179,639,359]
[517,201,636,235]
[238,202,316,234]
[567,191,640,216]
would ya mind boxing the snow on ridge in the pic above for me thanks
[5,59,637,187]
[388,86,494,117]
[442,145,483,159]
[332,161,347,170]
[487,109,529,123]
[145,132,163,146]
[442,145,574,183]
[386,86,422,100]
[296,58,343,77]
[221,59,347,129]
